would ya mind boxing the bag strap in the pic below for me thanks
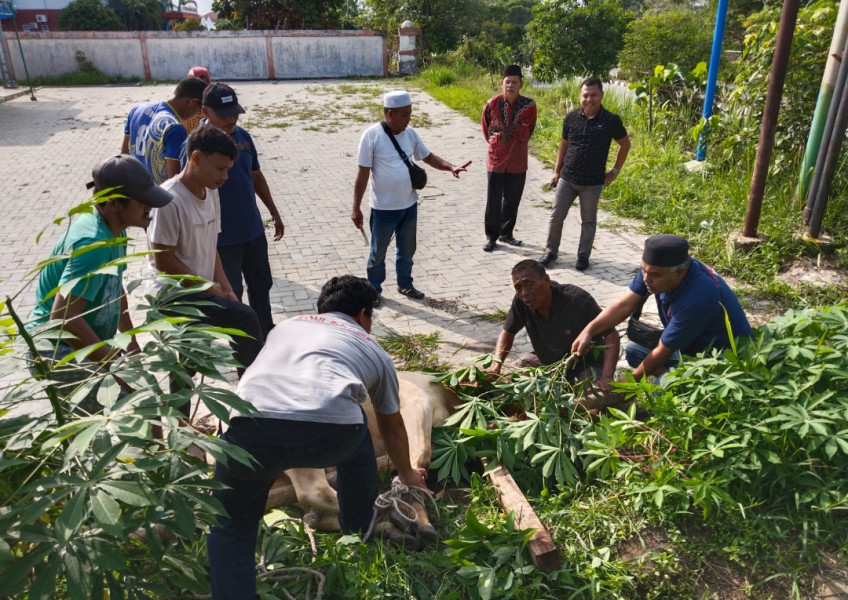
[631,293,651,320]
[381,121,414,169]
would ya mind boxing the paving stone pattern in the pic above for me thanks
[0,81,648,370]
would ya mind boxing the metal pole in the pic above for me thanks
[696,0,728,161]
[794,0,848,205]
[9,8,35,100]
[804,33,848,228]
[742,0,799,238]
[808,50,848,238]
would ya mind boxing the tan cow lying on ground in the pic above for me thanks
[265,371,459,532]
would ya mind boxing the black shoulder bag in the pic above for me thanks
[380,122,427,190]
[627,294,664,349]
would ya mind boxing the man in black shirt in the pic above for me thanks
[540,77,630,271]
[485,260,620,390]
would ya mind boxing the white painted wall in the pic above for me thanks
[4,31,386,80]
[273,36,384,79]
[147,36,269,80]
[11,37,145,79]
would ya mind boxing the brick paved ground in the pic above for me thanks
[0,80,647,379]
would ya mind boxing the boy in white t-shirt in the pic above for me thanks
[147,125,263,411]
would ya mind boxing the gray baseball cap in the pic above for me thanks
[86,155,173,208]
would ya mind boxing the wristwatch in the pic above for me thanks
[609,167,620,175]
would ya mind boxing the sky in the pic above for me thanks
[195,0,213,17]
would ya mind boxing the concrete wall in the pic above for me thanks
[3,30,387,81]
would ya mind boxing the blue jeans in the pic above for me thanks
[545,179,603,258]
[218,234,274,339]
[207,414,378,600]
[367,204,418,293]
[625,341,680,383]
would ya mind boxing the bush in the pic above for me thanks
[586,302,848,538]
[714,0,840,174]
[173,17,205,31]
[527,0,634,82]
[617,10,714,81]
[58,0,124,31]
[0,197,255,598]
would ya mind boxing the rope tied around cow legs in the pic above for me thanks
[363,476,440,549]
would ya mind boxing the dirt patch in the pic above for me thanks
[778,257,848,289]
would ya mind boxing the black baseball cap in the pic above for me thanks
[202,82,246,117]
[86,155,173,208]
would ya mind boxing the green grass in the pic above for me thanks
[376,326,448,371]
[29,71,140,87]
[414,61,848,311]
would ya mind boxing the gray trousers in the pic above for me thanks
[545,178,603,259]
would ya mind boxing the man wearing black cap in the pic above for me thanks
[121,77,207,184]
[481,65,537,252]
[572,234,751,384]
[28,156,173,412]
[194,82,284,339]
[540,77,630,271]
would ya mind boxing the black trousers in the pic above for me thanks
[167,291,263,416]
[484,171,527,240]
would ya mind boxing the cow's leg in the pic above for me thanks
[285,468,341,531]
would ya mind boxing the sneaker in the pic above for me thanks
[483,239,496,252]
[373,294,383,308]
[397,286,425,300]
[498,235,523,246]
[538,252,556,267]
[575,256,589,271]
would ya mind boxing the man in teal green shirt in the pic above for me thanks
[29,155,172,411]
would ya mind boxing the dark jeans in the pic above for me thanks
[367,203,418,294]
[167,291,263,416]
[625,341,681,383]
[218,235,275,339]
[207,415,378,600]
[485,171,527,241]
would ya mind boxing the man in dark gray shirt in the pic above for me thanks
[485,260,620,391]
[540,77,630,271]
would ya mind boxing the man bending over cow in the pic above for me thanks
[207,275,428,600]
[485,259,620,392]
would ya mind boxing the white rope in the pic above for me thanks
[362,477,439,543]
[255,519,326,600]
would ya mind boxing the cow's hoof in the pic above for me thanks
[373,520,421,550]
[416,523,439,546]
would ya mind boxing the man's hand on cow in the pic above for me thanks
[398,467,429,490]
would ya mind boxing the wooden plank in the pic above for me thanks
[485,462,561,572]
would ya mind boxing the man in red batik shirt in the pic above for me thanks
[481,64,537,252]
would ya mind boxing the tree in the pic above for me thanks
[58,0,125,31]
[617,10,713,81]
[357,0,488,55]
[527,0,634,82]
[212,0,344,29]
[107,0,162,30]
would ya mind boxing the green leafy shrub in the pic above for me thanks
[714,0,840,173]
[585,303,848,538]
[617,10,713,81]
[0,199,256,598]
[527,0,634,81]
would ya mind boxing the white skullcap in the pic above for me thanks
[383,90,412,108]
